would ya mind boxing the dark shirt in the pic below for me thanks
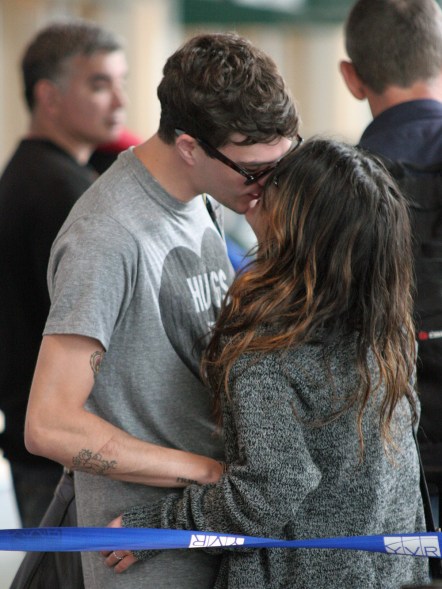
[360,99,442,474]
[359,99,442,166]
[0,139,96,464]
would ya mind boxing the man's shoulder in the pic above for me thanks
[360,100,442,165]
[77,150,155,211]
[0,140,95,216]
[58,153,167,236]
[3,138,75,167]
[1,138,94,188]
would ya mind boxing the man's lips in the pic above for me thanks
[247,196,261,208]
[106,115,125,129]
[245,189,261,200]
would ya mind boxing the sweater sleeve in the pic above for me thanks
[122,353,322,548]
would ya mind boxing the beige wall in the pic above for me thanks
[0,0,371,171]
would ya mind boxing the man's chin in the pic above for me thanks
[235,196,261,216]
[101,123,126,145]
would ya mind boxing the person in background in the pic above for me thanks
[104,137,429,589]
[24,32,300,588]
[90,127,142,175]
[0,18,127,528]
[340,0,442,526]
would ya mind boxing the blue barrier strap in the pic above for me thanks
[0,528,440,558]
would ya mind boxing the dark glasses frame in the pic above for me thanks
[175,129,303,186]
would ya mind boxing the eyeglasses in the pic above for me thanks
[175,129,303,186]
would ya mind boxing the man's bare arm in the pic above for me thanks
[25,334,222,487]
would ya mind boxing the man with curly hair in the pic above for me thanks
[25,32,300,588]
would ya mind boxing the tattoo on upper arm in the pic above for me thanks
[90,351,104,377]
[72,449,117,475]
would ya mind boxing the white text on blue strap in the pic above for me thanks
[384,536,441,557]
[189,534,245,548]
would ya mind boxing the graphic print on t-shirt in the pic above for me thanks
[159,228,233,377]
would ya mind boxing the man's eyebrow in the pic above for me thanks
[89,72,110,80]
[88,73,113,82]
[238,156,281,168]
[88,72,127,84]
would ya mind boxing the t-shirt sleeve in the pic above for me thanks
[30,169,95,296]
[44,214,138,350]
[122,353,322,538]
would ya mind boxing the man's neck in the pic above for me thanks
[133,134,197,203]
[27,119,94,165]
[367,77,442,118]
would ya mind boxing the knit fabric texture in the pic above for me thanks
[123,334,429,588]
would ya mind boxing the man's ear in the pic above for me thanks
[339,60,367,101]
[33,79,62,116]
[175,133,198,166]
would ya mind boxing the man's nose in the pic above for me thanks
[112,85,127,109]
[256,173,270,187]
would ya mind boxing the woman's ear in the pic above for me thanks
[339,61,368,101]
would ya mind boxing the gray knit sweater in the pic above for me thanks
[123,335,429,588]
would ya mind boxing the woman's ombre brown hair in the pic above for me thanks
[203,137,417,450]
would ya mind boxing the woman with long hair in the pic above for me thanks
[105,138,429,588]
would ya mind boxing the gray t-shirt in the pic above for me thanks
[44,149,234,588]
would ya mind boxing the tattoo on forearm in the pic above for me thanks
[176,476,199,485]
[72,449,117,475]
[90,351,104,377]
